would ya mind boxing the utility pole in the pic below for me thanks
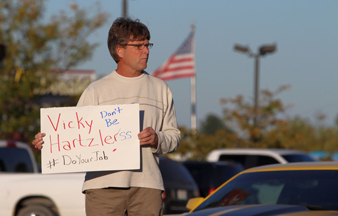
[234,43,277,126]
[0,44,6,68]
[122,0,128,18]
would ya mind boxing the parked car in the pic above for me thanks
[0,140,38,173]
[185,162,338,215]
[159,157,199,214]
[206,148,316,169]
[182,161,243,197]
[0,140,86,216]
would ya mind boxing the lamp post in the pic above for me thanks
[234,43,277,126]
[122,0,128,18]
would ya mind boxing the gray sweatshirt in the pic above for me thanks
[77,70,181,192]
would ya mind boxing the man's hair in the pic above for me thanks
[107,17,151,63]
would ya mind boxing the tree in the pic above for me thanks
[174,85,338,161]
[175,123,244,161]
[175,86,291,160]
[219,85,338,153]
[0,0,108,142]
[220,85,291,143]
[199,113,231,135]
[262,115,338,152]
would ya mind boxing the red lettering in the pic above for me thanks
[104,135,114,144]
[114,132,118,142]
[68,121,74,129]
[88,138,98,147]
[76,112,85,129]
[49,134,61,153]
[99,130,104,146]
[47,113,61,132]
[62,141,71,151]
[47,130,125,152]
[73,134,85,147]
[85,120,93,134]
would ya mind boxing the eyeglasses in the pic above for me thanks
[121,43,153,50]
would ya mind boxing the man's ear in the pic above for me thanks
[116,46,124,58]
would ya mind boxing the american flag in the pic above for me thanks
[152,31,195,81]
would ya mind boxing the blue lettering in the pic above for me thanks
[100,111,107,118]
[126,131,132,139]
[100,107,123,119]
[118,131,132,141]
[117,107,122,113]
[105,118,119,127]
[119,132,126,140]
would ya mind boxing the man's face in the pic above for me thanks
[118,39,150,72]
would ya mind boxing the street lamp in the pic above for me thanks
[122,0,128,18]
[234,43,277,125]
[0,44,6,68]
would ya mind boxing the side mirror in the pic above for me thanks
[186,197,204,211]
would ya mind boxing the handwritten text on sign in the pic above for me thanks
[40,104,140,174]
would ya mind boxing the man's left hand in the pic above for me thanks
[138,127,158,149]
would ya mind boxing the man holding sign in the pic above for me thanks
[32,17,180,216]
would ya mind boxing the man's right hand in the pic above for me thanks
[32,132,46,150]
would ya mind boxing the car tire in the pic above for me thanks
[17,205,58,216]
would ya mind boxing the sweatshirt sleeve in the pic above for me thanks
[153,87,181,155]
[77,85,98,107]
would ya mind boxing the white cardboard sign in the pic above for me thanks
[40,104,140,174]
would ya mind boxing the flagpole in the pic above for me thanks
[152,22,196,134]
[191,21,197,135]
[191,75,196,134]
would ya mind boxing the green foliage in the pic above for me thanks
[220,85,291,142]
[262,116,338,152]
[199,113,231,135]
[0,0,108,143]
[176,126,246,160]
[175,85,338,160]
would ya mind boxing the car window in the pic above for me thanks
[0,147,34,173]
[218,155,280,169]
[160,158,195,183]
[193,170,338,212]
[183,163,211,186]
[218,155,246,167]
[256,156,279,167]
[282,154,316,162]
[251,181,284,204]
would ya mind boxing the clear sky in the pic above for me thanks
[46,0,338,129]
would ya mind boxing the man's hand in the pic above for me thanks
[32,132,46,150]
[138,127,158,149]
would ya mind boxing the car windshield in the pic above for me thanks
[0,147,34,172]
[193,170,338,212]
[282,154,316,162]
[213,164,243,185]
[184,162,243,186]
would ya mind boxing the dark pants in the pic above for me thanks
[85,187,163,216]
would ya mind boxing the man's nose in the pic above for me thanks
[143,46,150,54]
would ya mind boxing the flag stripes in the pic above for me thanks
[152,31,195,81]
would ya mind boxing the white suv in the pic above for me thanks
[206,148,316,169]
